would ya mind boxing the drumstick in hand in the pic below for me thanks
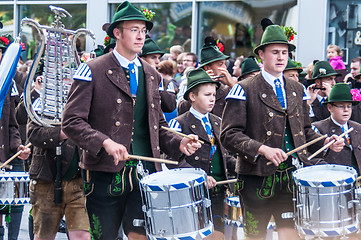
[267,134,327,165]
[0,142,32,169]
[308,128,353,160]
[161,126,204,144]
[215,179,238,186]
[128,154,178,165]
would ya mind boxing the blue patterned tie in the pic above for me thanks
[202,117,216,158]
[128,63,137,97]
[274,78,285,108]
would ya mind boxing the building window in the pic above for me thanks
[110,2,192,52]
[19,4,86,61]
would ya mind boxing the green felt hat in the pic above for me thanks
[307,60,341,84]
[0,34,14,50]
[184,68,220,101]
[107,1,153,38]
[253,25,296,55]
[284,58,303,73]
[240,57,260,78]
[324,83,359,106]
[199,44,229,68]
[139,37,164,57]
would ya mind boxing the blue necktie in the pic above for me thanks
[128,63,137,97]
[320,97,325,106]
[202,117,216,159]
[274,79,285,108]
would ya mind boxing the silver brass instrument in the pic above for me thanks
[22,5,95,127]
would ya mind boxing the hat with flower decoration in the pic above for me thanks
[323,83,359,106]
[199,37,229,68]
[184,68,220,101]
[0,34,14,50]
[284,58,303,73]
[254,18,296,55]
[307,60,341,85]
[107,1,153,38]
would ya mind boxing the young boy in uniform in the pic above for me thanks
[312,83,361,173]
[221,19,344,240]
[168,68,235,239]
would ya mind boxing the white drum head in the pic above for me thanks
[140,168,206,191]
[293,164,357,187]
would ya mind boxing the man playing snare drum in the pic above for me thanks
[220,19,344,240]
[62,1,200,240]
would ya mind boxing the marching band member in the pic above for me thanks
[168,68,236,239]
[61,1,201,239]
[312,83,361,173]
[220,19,344,240]
[0,33,31,240]
[178,38,236,117]
[306,60,340,122]
[238,56,260,81]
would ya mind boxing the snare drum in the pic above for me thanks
[293,164,358,238]
[224,196,244,240]
[140,168,213,240]
[0,172,30,205]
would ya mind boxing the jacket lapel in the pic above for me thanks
[187,113,210,144]
[284,79,299,113]
[328,118,351,149]
[257,75,285,112]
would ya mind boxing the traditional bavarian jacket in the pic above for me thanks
[0,84,21,163]
[168,110,236,178]
[221,73,323,176]
[62,52,182,173]
[312,117,361,171]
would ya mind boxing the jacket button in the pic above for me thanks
[191,125,196,129]
[299,131,303,136]
[117,99,122,104]
[245,156,248,159]
[0,126,2,130]
[195,156,199,160]
[50,138,53,142]
[292,92,297,96]
[153,125,157,130]
[151,76,154,80]
[269,112,274,117]
[262,93,267,98]
[303,150,307,155]
[126,75,130,79]
[43,142,47,145]
[132,132,134,135]
[156,146,160,150]
[108,70,113,75]
[151,103,155,108]
[214,122,218,126]
[115,121,121,126]
[32,180,37,185]
[266,131,272,136]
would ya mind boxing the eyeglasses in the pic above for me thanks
[121,27,149,35]
[331,104,352,110]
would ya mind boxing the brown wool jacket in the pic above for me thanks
[62,53,182,172]
[27,121,80,182]
[0,88,21,163]
[312,118,361,170]
[221,73,323,176]
[168,112,236,177]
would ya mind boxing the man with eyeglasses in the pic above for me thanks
[62,1,201,240]
[312,83,361,175]
[306,60,341,122]
[182,52,198,69]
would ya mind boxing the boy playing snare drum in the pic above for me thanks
[168,68,236,239]
[312,83,361,173]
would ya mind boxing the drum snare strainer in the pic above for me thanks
[293,164,358,238]
[140,168,213,240]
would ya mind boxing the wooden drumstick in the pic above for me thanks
[128,154,178,165]
[267,134,327,165]
[308,127,353,160]
[215,178,238,186]
[161,126,204,144]
[0,143,32,169]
